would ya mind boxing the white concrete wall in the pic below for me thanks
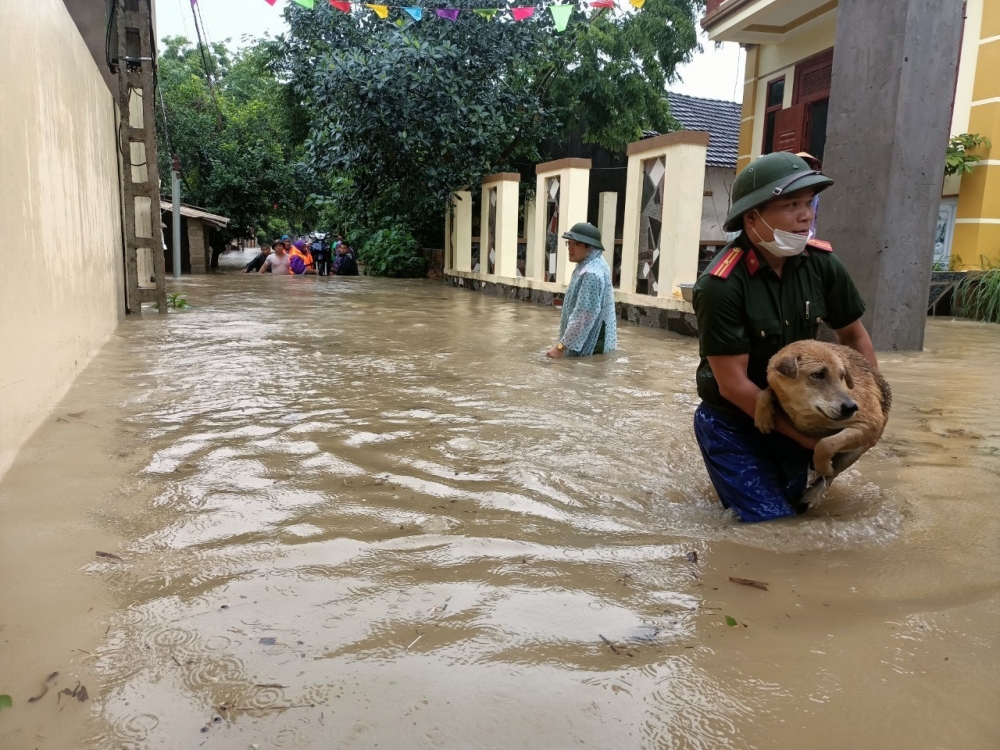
[0,0,125,479]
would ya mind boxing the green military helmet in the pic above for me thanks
[562,222,604,252]
[723,152,834,232]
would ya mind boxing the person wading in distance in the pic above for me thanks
[546,222,617,359]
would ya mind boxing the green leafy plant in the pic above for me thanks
[945,133,991,177]
[0,694,11,712]
[167,292,190,309]
[361,227,427,278]
[155,292,190,311]
[953,267,1000,323]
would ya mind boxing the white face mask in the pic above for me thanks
[750,211,808,257]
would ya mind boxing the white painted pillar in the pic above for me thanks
[534,158,592,285]
[479,188,492,274]
[560,164,591,284]
[453,191,473,272]
[496,178,520,278]
[657,141,707,299]
[524,199,536,279]
[621,132,709,298]
[620,153,643,295]
[532,173,549,281]
[597,191,618,274]
[444,202,453,272]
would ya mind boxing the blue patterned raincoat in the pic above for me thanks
[558,248,618,356]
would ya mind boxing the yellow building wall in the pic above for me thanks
[746,12,839,163]
[953,0,1000,269]
[0,0,126,479]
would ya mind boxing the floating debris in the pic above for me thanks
[95,551,123,563]
[728,577,769,591]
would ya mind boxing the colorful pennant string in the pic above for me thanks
[549,4,572,31]
[278,0,641,21]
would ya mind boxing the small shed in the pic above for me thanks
[159,202,230,275]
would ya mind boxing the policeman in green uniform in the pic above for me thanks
[692,152,880,522]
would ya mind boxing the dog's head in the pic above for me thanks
[767,341,858,429]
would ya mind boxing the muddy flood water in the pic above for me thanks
[2,250,999,750]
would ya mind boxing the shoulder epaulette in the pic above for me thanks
[806,237,833,253]
[707,246,744,279]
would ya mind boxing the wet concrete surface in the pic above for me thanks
[1,250,999,749]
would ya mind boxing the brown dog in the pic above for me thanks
[754,340,891,477]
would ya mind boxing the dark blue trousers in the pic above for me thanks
[693,403,812,523]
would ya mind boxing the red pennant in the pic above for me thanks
[263,0,277,5]
[330,0,351,10]
[511,6,535,20]
[590,0,614,6]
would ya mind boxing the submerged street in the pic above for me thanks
[2,251,999,749]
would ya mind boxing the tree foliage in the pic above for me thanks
[155,36,315,239]
[284,0,700,244]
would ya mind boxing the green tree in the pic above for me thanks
[155,36,315,239]
[284,0,700,244]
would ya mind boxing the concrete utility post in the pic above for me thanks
[819,0,963,351]
[171,154,182,279]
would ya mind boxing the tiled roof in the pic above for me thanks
[665,92,742,169]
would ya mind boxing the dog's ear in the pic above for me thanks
[843,366,855,389]
[774,356,798,379]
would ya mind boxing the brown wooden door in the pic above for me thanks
[773,104,806,153]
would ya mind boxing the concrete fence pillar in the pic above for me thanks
[188,218,207,274]
[621,131,709,299]
[451,191,473,272]
[524,199,536,279]
[534,158,592,284]
[480,173,520,278]
[597,191,618,275]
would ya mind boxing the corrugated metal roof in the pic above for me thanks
[665,92,742,169]
[159,201,230,228]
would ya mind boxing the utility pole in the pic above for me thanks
[171,154,182,279]
[820,0,963,350]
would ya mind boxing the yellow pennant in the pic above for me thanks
[366,3,389,18]
[629,0,645,7]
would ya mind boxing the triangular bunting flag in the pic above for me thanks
[629,0,645,7]
[590,0,614,7]
[549,3,572,30]
[366,3,389,18]
[511,6,534,21]
[436,7,460,20]
[292,0,314,8]
[403,6,423,20]
[473,8,498,19]
[330,0,351,10]
[264,0,277,6]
